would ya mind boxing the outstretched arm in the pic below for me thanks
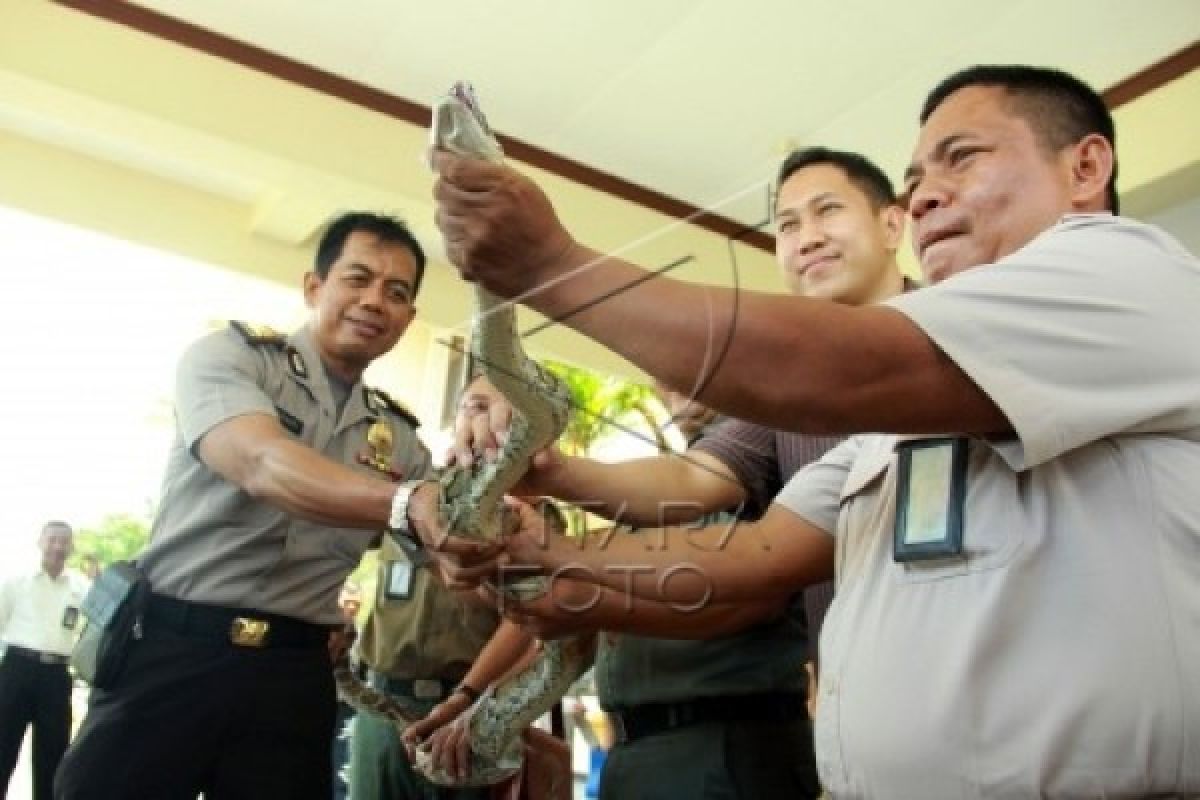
[198,415,490,562]
[502,577,791,640]
[480,500,835,605]
[433,153,1007,436]
[450,379,747,526]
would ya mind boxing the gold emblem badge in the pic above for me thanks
[365,420,397,476]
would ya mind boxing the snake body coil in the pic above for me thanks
[335,82,590,788]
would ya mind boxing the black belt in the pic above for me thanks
[368,671,461,702]
[145,593,333,650]
[609,691,805,744]
[4,644,70,666]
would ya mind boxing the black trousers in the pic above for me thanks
[0,652,72,800]
[54,628,336,800]
[599,716,820,800]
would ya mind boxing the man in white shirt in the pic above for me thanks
[0,520,85,800]
[430,65,1200,796]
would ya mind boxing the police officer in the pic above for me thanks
[55,212,479,800]
[0,521,85,800]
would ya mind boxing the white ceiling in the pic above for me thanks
[129,0,1200,225]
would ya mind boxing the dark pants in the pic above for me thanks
[350,690,489,800]
[54,628,336,800]
[332,702,355,800]
[599,717,820,800]
[0,651,72,800]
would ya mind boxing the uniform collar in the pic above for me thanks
[289,324,378,430]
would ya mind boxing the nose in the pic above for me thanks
[359,280,387,311]
[798,230,826,255]
[908,178,949,221]
[790,220,828,256]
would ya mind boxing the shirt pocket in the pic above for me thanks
[895,439,1024,584]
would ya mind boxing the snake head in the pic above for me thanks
[431,81,504,163]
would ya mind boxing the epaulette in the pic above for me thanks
[230,321,288,348]
[365,388,420,428]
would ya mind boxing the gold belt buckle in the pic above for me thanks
[230,617,270,647]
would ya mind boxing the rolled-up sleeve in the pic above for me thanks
[885,216,1200,469]
[773,437,863,536]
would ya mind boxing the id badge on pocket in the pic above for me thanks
[893,437,968,562]
[384,561,414,601]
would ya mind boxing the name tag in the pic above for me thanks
[384,561,413,601]
[893,437,968,562]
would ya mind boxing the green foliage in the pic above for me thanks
[542,359,670,534]
[543,360,668,456]
[70,513,152,569]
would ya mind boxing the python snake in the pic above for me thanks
[334,82,592,788]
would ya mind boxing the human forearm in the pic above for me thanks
[563,585,789,639]
[198,414,410,532]
[523,244,1005,435]
[460,620,536,690]
[548,451,744,526]
[244,438,398,527]
[519,506,835,604]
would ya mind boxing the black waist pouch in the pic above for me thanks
[71,562,149,689]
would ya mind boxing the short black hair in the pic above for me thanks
[314,212,428,297]
[920,65,1118,213]
[776,147,897,211]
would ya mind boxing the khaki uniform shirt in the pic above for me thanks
[777,215,1200,797]
[139,323,430,625]
[356,535,499,680]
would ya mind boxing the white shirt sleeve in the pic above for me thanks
[885,215,1200,469]
[773,436,865,536]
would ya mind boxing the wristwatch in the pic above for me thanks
[388,480,434,560]
[454,682,482,703]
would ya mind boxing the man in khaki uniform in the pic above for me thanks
[430,66,1200,796]
[56,212,473,800]
[351,537,501,800]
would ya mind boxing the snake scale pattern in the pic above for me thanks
[334,81,591,788]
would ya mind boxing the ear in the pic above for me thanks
[1068,133,1114,212]
[302,271,321,309]
[880,204,906,250]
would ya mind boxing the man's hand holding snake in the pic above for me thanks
[401,691,477,779]
[406,482,505,584]
[431,151,585,300]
